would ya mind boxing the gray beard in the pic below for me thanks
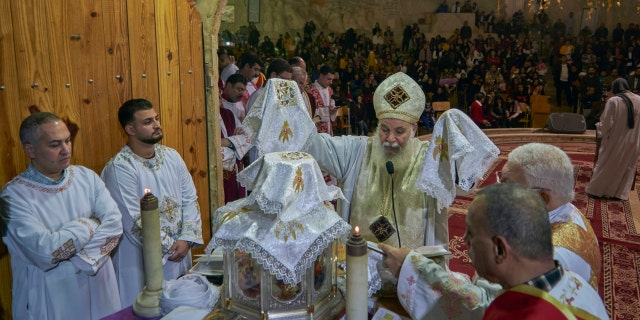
[370,127,418,174]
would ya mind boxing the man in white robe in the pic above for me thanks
[381,183,608,320]
[101,99,203,307]
[379,143,602,319]
[244,73,498,249]
[1,112,122,319]
[586,78,640,200]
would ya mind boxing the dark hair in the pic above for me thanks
[288,56,305,68]
[118,99,153,129]
[475,183,553,260]
[319,65,335,75]
[266,58,292,79]
[19,112,61,145]
[226,73,248,86]
[239,51,264,69]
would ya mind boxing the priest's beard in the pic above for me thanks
[370,127,418,174]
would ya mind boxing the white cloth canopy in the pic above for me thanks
[206,152,350,285]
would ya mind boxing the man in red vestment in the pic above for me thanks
[220,74,252,203]
[381,183,608,319]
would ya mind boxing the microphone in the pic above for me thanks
[386,161,394,175]
[386,161,401,247]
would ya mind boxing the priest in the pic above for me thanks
[244,73,499,249]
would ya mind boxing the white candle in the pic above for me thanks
[133,189,163,317]
[346,226,368,319]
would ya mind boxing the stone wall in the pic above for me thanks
[204,0,640,43]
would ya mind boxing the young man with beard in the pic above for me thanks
[101,99,204,307]
[246,72,498,250]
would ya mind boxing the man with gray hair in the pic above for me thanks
[291,66,313,117]
[2,112,123,319]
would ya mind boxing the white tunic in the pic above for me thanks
[101,144,203,307]
[549,202,600,288]
[1,165,123,319]
[222,96,247,122]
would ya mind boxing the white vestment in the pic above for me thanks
[1,165,123,319]
[395,202,603,319]
[306,134,448,249]
[549,202,600,289]
[101,144,203,307]
[397,252,608,320]
[222,96,247,122]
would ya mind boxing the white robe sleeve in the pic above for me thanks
[176,155,203,245]
[71,173,123,275]
[0,194,98,271]
[396,251,497,320]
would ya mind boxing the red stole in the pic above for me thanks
[306,85,334,135]
[483,285,596,320]
[220,107,245,204]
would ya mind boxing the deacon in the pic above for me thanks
[101,99,203,307]
[1,112,123,319]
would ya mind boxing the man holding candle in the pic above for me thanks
[101,99,203,307]
[0,112,123,319]
[379,183,608,319]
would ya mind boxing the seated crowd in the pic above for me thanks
[222,4,640,132]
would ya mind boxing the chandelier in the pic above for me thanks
[527,0,640,15]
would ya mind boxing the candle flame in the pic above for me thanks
[354,226,360,236]
[144,188,151,195]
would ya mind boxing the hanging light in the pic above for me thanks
[528,0,640,15]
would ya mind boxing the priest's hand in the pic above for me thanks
[378,243,411,278]
[167,240,190,262]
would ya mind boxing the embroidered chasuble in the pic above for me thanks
[551,211,601,289]
[349,138,431,249]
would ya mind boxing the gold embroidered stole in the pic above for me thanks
[349,138,430,248]
[551,209,601,289]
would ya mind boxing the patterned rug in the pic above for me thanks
[446,141,640,320]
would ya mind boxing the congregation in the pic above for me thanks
[220,2,640,133]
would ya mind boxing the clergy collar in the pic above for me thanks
[21,163,68,185]
[524,261,564,292]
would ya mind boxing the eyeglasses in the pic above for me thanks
[495,170,550,191]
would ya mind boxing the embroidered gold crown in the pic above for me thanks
[373,72,425,124]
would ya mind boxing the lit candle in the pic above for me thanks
[133,189,163,317]
[346,226,368,319]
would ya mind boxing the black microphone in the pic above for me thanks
[386,161,401,247]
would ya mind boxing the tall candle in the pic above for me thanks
[133,189,163,317]
[346,226,368,319]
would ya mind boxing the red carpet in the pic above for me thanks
[446,142,640,320]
